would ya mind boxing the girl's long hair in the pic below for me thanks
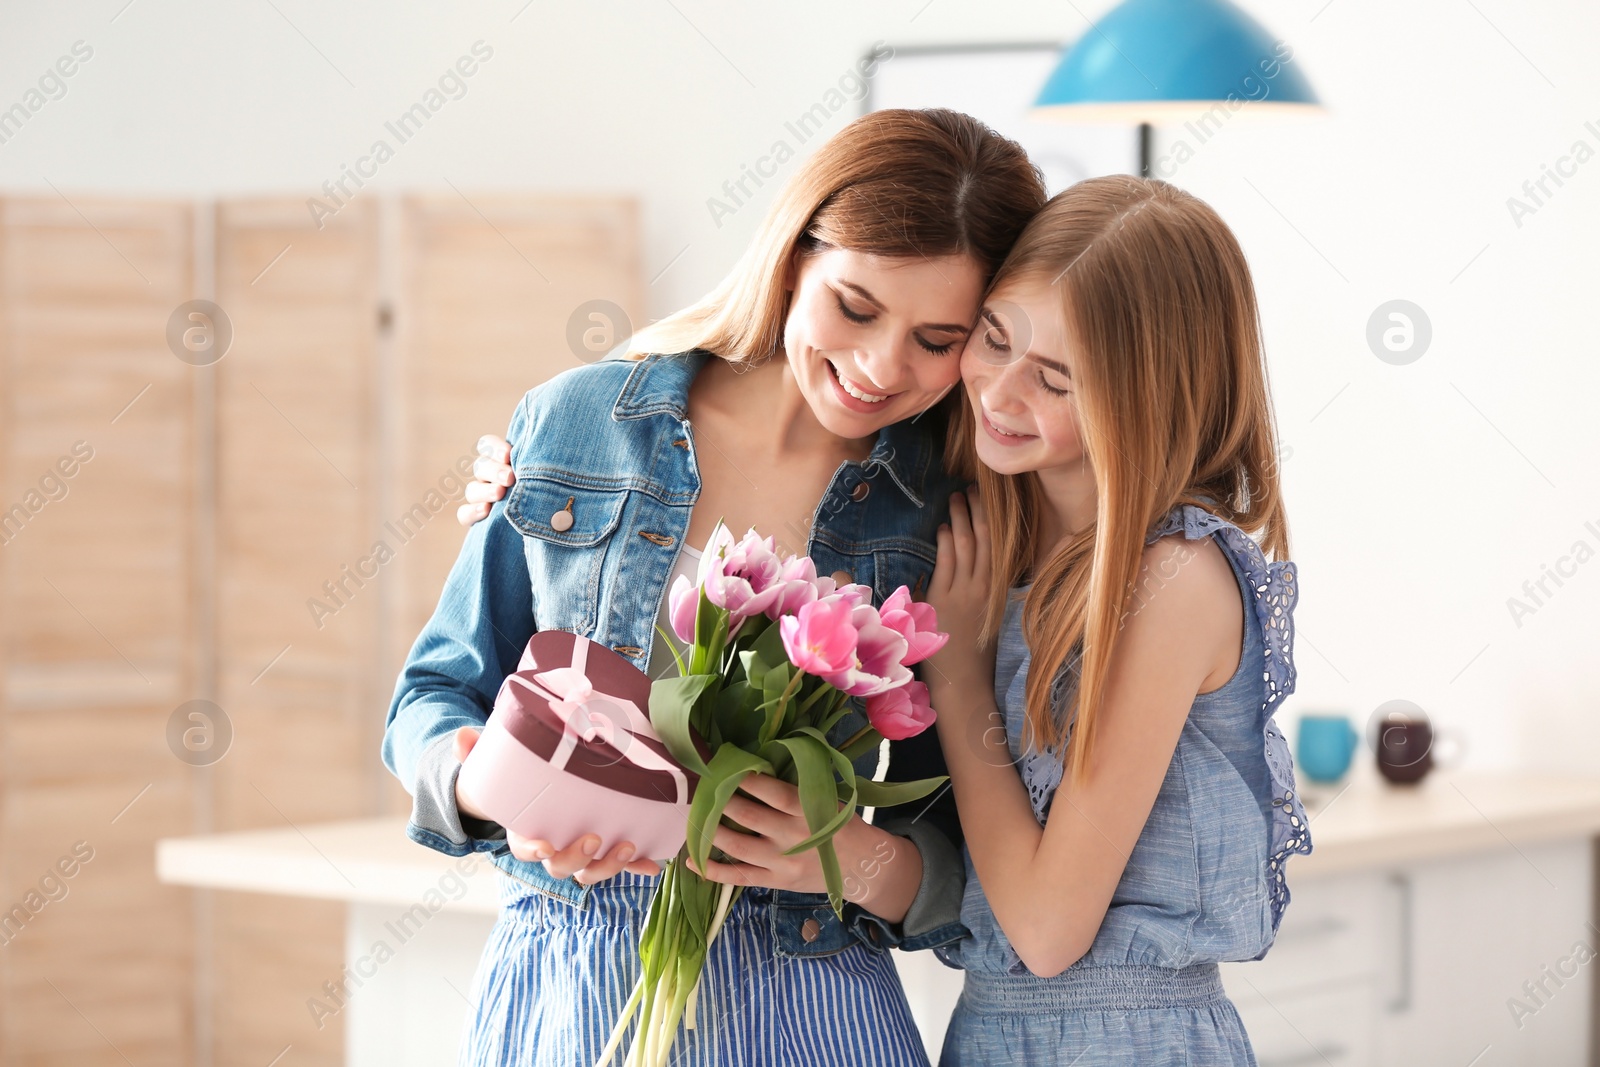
[948,175,1290,788]
[628,108,1046,362]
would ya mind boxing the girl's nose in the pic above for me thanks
[980,360,1029,414]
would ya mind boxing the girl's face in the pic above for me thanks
[784,247,985,439]
[960,275,1085,477]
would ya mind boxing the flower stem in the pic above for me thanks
[839,722,874,752]
[685,881,739,1030]
[594,974,645,1067]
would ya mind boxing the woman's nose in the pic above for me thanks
[852,344,905,392]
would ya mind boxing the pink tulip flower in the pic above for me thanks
[778,597,860,680]
[702,528,784,630]
[822,603,911,697]
[879,587,949,665]
[865,680,937,740]
[668,573,699,644]
[766,554,826,620]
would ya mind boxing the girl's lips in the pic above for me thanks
[825,360,896,414]
[980,409,1034,447]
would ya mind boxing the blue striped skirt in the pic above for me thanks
[459,872,930,1066]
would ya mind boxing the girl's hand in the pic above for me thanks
[451,727,662,883]
[926,488,996,697]
[456,434,516,527]
[685,774,910,913]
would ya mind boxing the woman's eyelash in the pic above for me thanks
[836,293,955,355]
[835,296,873,324]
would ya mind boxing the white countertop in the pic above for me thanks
[158,818,504,913]
[156,771,1600,914]
[1293,768,1600,877]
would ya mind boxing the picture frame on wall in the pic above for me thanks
[863,42,1141,194]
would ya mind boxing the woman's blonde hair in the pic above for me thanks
[628,108,1046,361]
[948,175,1290,787]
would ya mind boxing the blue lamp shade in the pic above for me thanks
[1033,0,1320,123]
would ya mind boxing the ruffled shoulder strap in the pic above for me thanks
[1146,503,1310,933]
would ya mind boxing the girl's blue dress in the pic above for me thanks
[937,504,1309,1066]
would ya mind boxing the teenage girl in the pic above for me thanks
[922,174,1309,1065]
[385,109,1046,1066]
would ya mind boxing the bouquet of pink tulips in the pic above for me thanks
[597,524,949,1067]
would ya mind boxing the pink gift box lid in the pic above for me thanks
[492,630,697,804]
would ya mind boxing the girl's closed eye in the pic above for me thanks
[981,312,1011,355]
[1037,366,1071,396]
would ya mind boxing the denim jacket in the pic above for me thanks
[382,350,968,956]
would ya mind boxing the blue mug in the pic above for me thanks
[1297,714,1358,784]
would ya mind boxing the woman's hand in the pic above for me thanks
[451,726,662,884]
[925,488,997,699]
[683,773,920,921]
[456,434,516,527]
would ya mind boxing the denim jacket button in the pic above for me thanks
[801,918,822,943]
[830,569,853,587]
[850,481,871,502]
[866,924,882,945]
[550,509,574,532]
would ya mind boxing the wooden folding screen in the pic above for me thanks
[0,192,640,1065]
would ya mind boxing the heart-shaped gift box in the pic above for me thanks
[457,630,695,862]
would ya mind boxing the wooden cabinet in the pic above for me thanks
[0,193,639,1065]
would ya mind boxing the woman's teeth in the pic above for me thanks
[833,365,889,403]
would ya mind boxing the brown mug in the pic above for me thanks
[1375,718,1433,784]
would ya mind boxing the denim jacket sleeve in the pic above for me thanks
[381,391,537,858]
[841,726,968,953]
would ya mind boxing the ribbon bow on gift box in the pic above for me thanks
[514,638,689,806]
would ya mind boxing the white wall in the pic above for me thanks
[3,0,1596,772]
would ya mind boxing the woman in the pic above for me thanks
[384,108,1046,1066]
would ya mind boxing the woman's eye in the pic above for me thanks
[916,336,956,356]
[835,296,873,324]
[983,327,1010,354]
[1038,370,1071,397]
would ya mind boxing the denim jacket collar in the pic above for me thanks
[613,349,935,509]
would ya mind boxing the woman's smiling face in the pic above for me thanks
[783,247,986,438]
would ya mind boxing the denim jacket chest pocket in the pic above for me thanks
[504,474,631,637]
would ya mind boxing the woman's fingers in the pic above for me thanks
[505,831,551,865]
[734,773,804,817]
[472,453,514,488]
[685,851,763,886]
[463,479,506,506]
[475,434,511,465]
[452,727,490,820]
[455,500,491,527]
[573,840,643,885]
[452,725,480,763]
